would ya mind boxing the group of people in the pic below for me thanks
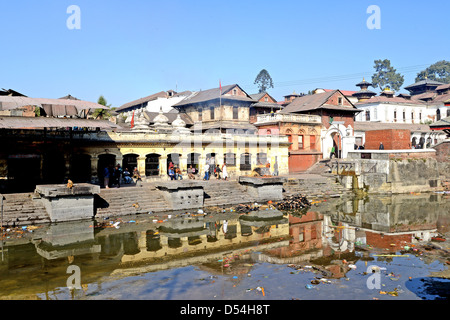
[202,162,228,181]
[167,161,183,180]
[103,164,141,188]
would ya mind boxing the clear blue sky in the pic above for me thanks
[1,0,449,108]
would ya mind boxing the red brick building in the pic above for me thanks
[364,129,411,150]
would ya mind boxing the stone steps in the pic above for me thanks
[0,193,49,226]
[95,185,171,217]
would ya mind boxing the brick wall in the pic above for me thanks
[433,140,450,162]
[365,129,411,150]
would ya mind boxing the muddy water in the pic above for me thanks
[0,193,449,300]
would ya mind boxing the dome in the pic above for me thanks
[153,106,169,126]
[172,114,186,128]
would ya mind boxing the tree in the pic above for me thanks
[93,95,112,119]
[371,59,404,91]
[415,60,450,84]
[254,69,274,93]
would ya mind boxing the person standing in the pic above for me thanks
[222,162,228,180]
[103,165,111,189]
[330,146,335,159]
[203,162,210,180]
[379,142,384,150]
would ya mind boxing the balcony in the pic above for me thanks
[254,113,322,124]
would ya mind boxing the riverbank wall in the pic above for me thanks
[0,174,350,227]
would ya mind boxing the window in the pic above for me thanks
[233,106,239,119]
[447,109,450,117]
[233,89,237,95]
[210,106,214,120]
[240,153,251,171]
[403,111,406,122]
[365,110,370,121]
[338,97,343,105]
[224,153,236,167]
[264,96,268,102]
[437,109,441,121]
[411,112,414,123]
[394,111,397,122]
[256,152,267,165]
[310,135,316,150]
[419,112,422,121]
[298,135,304,149]
[198,107,202,121]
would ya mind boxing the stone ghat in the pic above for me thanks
[0,176,350,226]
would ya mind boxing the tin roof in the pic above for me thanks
[0,96,110,112]
[0,116,119,129]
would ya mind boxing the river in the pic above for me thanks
[0,193,449,301]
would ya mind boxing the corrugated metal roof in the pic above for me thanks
[0,116,119,129]
[0,96,110,112]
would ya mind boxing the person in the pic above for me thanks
[188,165,195,179]
[222,162,228,180]
[215,164,222,179]
[330,146,335,159]
[175,166,183,180]
[113,164,122,188]
[123,168,132,184]
[132,167,142,183]
[168,167,175,180]
[103,165,111,188]
[379,142,384,150]
[203,162,210,180]
[273,158,279,176]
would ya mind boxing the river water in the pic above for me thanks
[0,193,449,301]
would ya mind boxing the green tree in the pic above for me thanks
[93,95,112,120]
[415,60,450,84]
[371,59,404,91]
[254,69,274,93]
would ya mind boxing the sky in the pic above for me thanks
[1,0,449,108]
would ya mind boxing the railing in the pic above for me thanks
[255,113,322,124]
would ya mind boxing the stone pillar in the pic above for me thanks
[90,156,99,183]
[137,156,146,178]
[159,155,167,179]
[180,154,188,174]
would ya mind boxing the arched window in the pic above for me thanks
[437,109,441,121]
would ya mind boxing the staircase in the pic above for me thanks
[0,192,50,227]
[202,180,257,207]
[94,184,171,218]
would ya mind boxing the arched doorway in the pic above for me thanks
[98,154,116,187]
[145,153,160,176]
[167,153,181,173]
[322,125,345,160]
[123,153,138,172]
[187,152,200,172]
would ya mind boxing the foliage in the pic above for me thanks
[371,59,404,91]
[415,60,450,84]
[93,95,112,120]
[254,69,274,93]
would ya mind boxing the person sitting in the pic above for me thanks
[188,165,196,179]
[175,166,183,180]
[168,167,175,180]
[123,168,132,184]
[132,167,142,183]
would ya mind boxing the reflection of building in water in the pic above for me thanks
[117,214,289,268]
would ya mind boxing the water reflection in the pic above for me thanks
[0,193,448,298]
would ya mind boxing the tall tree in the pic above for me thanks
[415,60,450,84]
[371,59,404,91]
[93,95,112,119]
[254,69,274,93]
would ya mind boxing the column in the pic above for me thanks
[159,155,167,179]
[90,156,99,184]
[137,156,146,179]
